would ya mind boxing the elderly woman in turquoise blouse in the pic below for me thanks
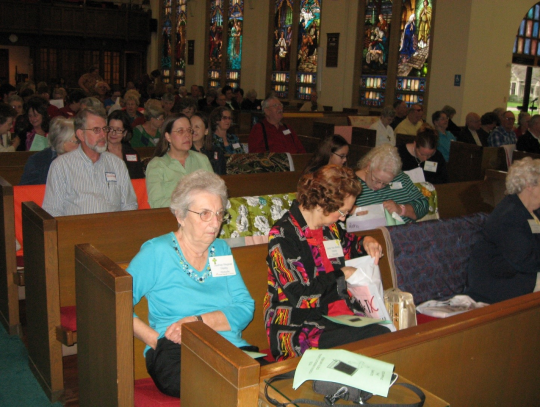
[146,114,213,208]
[129,170,256,397]
[209,106,244,154]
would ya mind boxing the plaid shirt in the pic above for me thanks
[488,126,517,147]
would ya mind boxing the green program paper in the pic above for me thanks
[293,349,394,397]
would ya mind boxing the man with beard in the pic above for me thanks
[43,107,137,216]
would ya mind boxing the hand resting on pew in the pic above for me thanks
[127,170,256,398]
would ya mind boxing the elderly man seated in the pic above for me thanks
[248,96,306,153]
[488,110,517,147]
[516,114,540,154]
[458,112,488,146]
[394,103,424,136]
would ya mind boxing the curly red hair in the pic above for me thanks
[297,165,361,214]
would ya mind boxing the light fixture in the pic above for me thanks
[9,34,18,44]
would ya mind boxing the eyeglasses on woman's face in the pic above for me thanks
[171,127,194,136]
[107,127,126,135]
[187,209,230,222]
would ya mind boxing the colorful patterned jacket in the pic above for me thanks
[264,201,368,361]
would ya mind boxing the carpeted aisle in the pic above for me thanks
[0,325,63,407]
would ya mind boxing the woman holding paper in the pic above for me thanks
[466,158,540,304]
[398,125,448,184]
[264,165,389,362]
[354,143,429,223]
[128,170,256,397]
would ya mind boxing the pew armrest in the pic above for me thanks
[182,322,260,407]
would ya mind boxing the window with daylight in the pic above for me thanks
[207,0,244,89]
[270,0,322,102]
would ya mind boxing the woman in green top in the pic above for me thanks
[354,143,428,223]
[146,114,213,208]
[209,106,244,154]
[132,102,165,147]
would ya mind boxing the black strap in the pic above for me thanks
[264,371,426,407]
[260,122,291,153]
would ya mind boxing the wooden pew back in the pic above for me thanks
[75,244,134,407]
[0,151,36,185]
[0,177,19,335]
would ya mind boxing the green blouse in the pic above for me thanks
[145,151,213,208]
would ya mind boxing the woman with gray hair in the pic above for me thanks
[19,116,78,185]
[354,143,429,223]
[370,106,396,146]
[466,157,540,304]
[128,169,256,398]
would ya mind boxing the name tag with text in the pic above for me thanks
[210,255,237,277]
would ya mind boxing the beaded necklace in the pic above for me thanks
[172,235,215,283]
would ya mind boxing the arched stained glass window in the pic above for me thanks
[207,0,244,90]
[161,0,173,84]
[161,0,188,86]
[226,0,243,88]
[296,0,321,100]
[514,3,540,60]
[175,0,187,86]
[395,0,432,107]
[269,0,323,102]
[359,0,392,107]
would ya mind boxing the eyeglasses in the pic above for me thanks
[337,208,348,217]
[332,152,348,160]
[66,139,79,145]
[108,128,127,135]
[267,103,283,109]
[153,116,165,121]
[370,172,390,187]
[82,126,111,134]
[504,117,516,122]
[187,209,230,222]
[171,127,194,136]
[221,116,233,121]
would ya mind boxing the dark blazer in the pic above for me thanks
[447,118,462,139]
[516,131,540,154]
[19,147,57,185]
[457,127,489,147]
[465,194,540,304]
[121,142,146,179]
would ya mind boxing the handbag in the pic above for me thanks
[384,288,417,330]
[264,370,425,407]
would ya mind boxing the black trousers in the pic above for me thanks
[145,337,264,398]
[319,320,390,349]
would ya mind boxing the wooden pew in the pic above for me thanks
[0,151,36,185]
[446,142,507,182]
[0,177,19,336]
[76,230,540,406]
[513,150,540,161]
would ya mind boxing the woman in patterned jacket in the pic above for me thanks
[264,165,389,361]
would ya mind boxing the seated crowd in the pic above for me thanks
[1,75,540,400]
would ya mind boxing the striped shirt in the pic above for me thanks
[42,146,138,217]
[355,172,428,223]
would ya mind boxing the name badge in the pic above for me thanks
[424,161,438,172]
[323,239,345,259]
[210,255,237,277]
[390,182,402,190]
[126,154,137,162]
[283,129,291,135]
[528,220,540,234]
[105,172,117,182]
[232,143,241,149]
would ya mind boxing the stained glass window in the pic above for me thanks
[226,0,243,88]
[271,0,294,99]
[295,0,321,100]
[208,0,224,89]
[161,0,173,84]
[394,0,432,107]
[514,3,540,62]
[175,0,187,86]
[359,0,392,107]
